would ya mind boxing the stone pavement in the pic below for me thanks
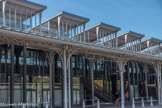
[84,104,162,108]
[72,105,162,108]
[72,101,162,108]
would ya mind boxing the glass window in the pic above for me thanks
[0,45,11,103]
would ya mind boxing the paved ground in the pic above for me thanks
[82,104,162,108]
[72,101,162,108]
[72,105,162,108]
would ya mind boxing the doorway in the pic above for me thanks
[27,90,36,108]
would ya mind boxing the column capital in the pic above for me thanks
[114,57,129,73]
[88,58,95,67]
[143,64,148,73]
[2,0,7,4]
[57,46,78,69]
[153,62,162,76]
[46,51,56,64]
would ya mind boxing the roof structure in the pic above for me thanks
[0,0,161,63]
[141,37,162,50]
[41,11,90,26]
[83,22,120,42]
[117,31,144,47]
[0,0,47,11]
[0,0,47,18]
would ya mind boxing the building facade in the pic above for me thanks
[0,0,162,108]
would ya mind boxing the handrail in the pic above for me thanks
[81,77,115,103]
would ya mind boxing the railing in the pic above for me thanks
[132,97,158,108]
[93,82,115,102]
[83,99,100,108]
[34,34,162,58]
[81,77,115,103]
[1,25,162,58]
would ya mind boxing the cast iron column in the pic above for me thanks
[23,46,27,103]
[154,63,162,105]
[144,64,149,100]
[89,59,95,104]
[116,58,128,108]
[46,51,55,108]
[10,45,14,108]
[63,48,68,108]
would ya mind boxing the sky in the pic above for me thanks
[31,0,162,40]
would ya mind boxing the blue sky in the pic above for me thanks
[32,0,162,39]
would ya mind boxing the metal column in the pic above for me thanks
[46,51,55,108]
[39,12,42,35]
[83,24,86,43]
[125,35,128,50]
[155,63,161,105]
[144,65,149,100]
[58,16,61,37]
[117,59,127,108]
[68,56,71,108]
[23,46,27,103]
[10,45,14,108]
[20,7,22,29]
[96,27,99,44]
[120,70,125,108]
[48,21,50,35]
[30,9,33,31]
[63,49,67,108]
[115,32,118,48]
[14,6,17,28]
[9,4,11,27]
[2,0,7,26]
[90,59,94,104]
